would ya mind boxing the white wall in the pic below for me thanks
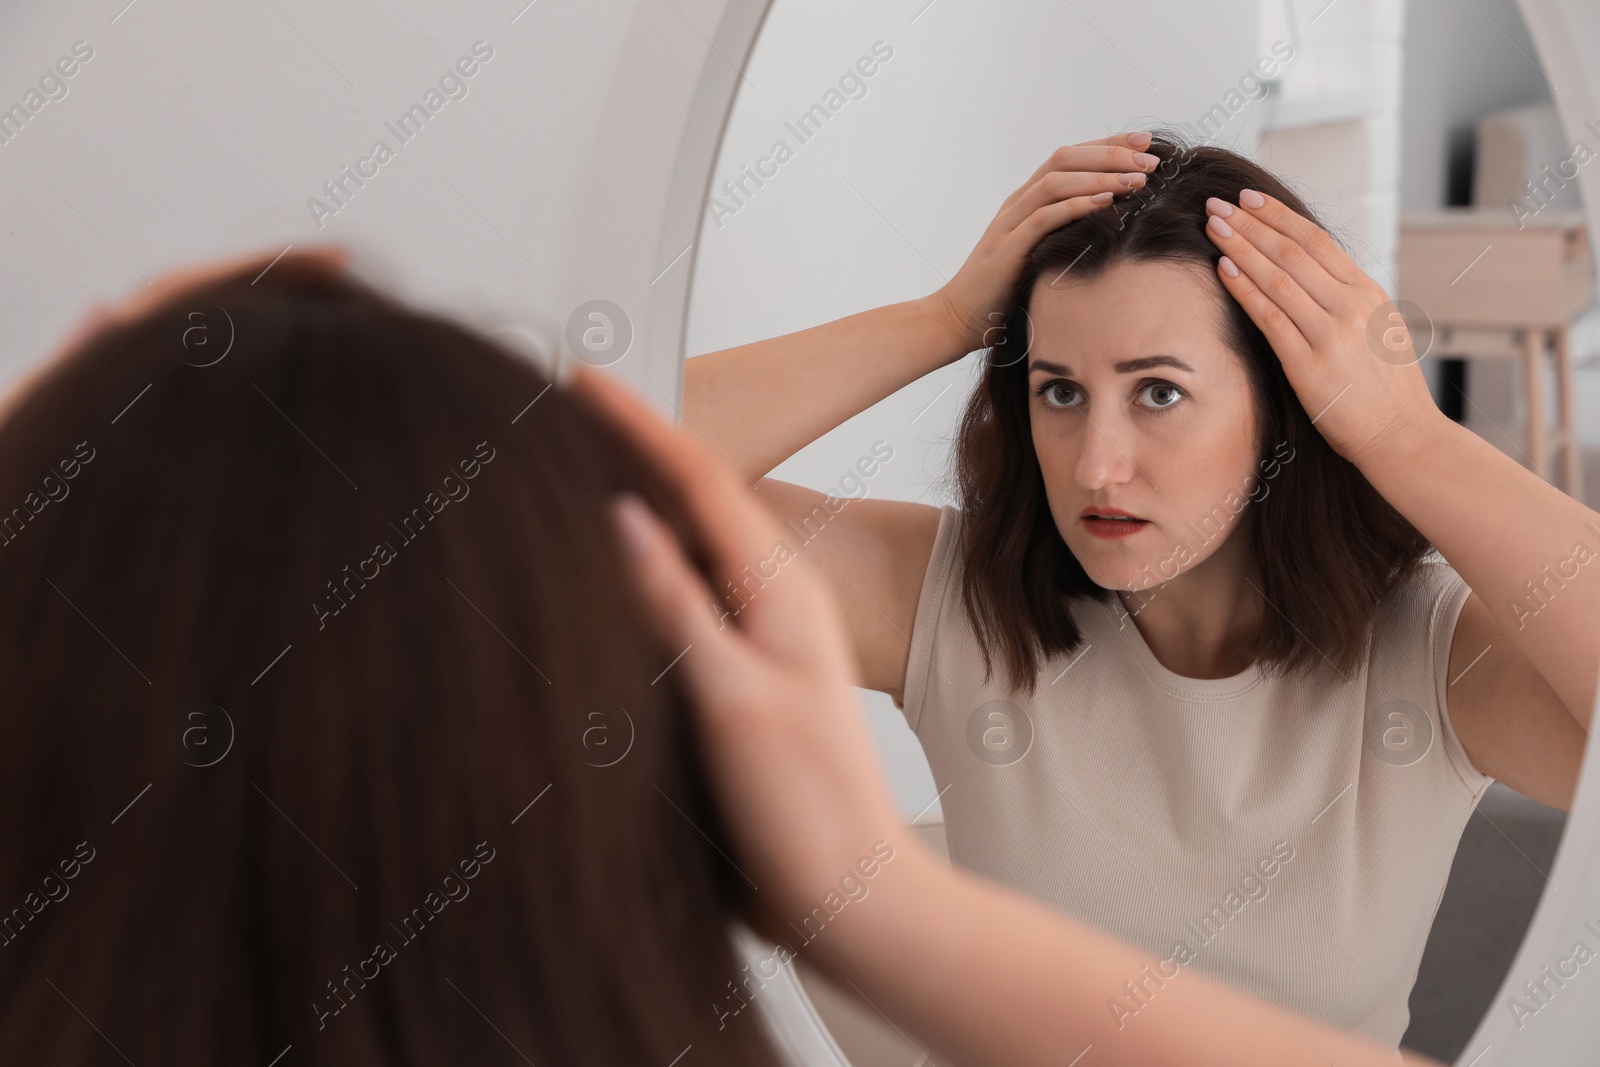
[1399,0,1551,212]
[0,0,644,386]
[685,0,1267,820]
[1251,0,1406,287]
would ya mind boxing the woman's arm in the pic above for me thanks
[683,133,1162,483]
[571,364,1430,1067]
[1201,191,1598,784]
[1350,412,1593,807]
[1352,417,1597,744]
[683,297,971,483]
[810,838,1437,1067]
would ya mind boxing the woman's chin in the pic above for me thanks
[1066,543,1151,592]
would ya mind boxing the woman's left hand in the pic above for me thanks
[1202,189,1443,464]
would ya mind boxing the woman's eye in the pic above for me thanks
[1138,382,1184,410]
[1034,381,1081,409]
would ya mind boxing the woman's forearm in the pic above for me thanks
[1358,412,1600,728]
[681,293,973,483]
[812,841,1432,1067]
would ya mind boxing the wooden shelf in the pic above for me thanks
[1398,209,1593,495]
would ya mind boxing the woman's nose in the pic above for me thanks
[1072,413,1141,490]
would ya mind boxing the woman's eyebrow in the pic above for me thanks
[1115,355,1196,374]
[1027,355,1197,376]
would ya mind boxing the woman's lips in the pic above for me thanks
[1081,514,1150,539]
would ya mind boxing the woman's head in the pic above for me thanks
[0,257,783,1065]
[954,130,1430,692]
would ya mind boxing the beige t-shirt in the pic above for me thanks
[895,504,1495,1048]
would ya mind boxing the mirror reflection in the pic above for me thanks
[685,1,1599,1062]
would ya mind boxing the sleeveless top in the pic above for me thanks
[895,504,1495,1047]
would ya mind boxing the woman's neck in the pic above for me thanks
[1114,533,1265,680]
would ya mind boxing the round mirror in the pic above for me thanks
[676,1,1600,1064]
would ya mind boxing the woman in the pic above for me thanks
[685,130,1599,1045]
[0,248,1435,1067]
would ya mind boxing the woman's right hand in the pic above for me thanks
[926,131,1159,355]
[567,363,928,946]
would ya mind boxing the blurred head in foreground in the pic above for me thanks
[0,255,784,1066]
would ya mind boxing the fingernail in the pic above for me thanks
[1218,255,1240,278]
[1090,190,1113,204]
[1128,131,1153,148]
[1133,152,1159,169]
[1240,188,1265,209]
[1118,172,1145,187]
[1205,196,1233,217]
[612,493,657,560]
[1207,215,1234,238]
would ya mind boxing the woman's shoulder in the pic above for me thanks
[918,503,966,583]
[1366,550,1472,686]
[1366,551,1493,795]
[1376,550,1464,625]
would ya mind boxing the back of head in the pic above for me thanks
[954,130,1429,693]
[0,257,784,1066]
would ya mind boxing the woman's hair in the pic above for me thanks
[0,257,785,1066]
[953,129,1431,694]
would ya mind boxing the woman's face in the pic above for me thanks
[1024,258,1263,595]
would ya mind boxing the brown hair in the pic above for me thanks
[952,130,1430,695]
[0,257,784,1065]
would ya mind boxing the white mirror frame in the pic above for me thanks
[563,1,1600,1062]
[559,0,772,416]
